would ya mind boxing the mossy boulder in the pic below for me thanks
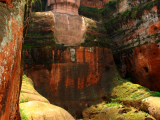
[111,81,151,101]
[82,102,155,120]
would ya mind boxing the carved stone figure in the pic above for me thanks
[46,0,80,15]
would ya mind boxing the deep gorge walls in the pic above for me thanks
[104,0,160,91]
[0,0,25,119]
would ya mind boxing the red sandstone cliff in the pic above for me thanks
[0,0,25,119]
[105,1,160,91]
[80,0,109,8]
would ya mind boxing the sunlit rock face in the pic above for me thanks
[54,12,86,46]
[46,0,80,15]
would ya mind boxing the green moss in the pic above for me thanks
[149,91,160,97]
[19,98,28,103]
[117,30,124,35]
[104,102,121,108]
[104,0,160,34]
[20,108,28,120]
[78,6,102,21]
[155,39,160,44]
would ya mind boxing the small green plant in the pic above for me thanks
[104,102,121,108]
[150,91,160,97]
[23,74,27,79]
[140,110,150,117]
[20,108,28,120]
[137,43,140,47]
[155,39,160,44]
[117,30,124,35]
[125,78,132,82]
[19,98,29,104]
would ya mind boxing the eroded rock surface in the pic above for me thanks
[54,12,87,46]
[0,1,25,119]
[20,75,75,120]
[80,0,109,8]
[83,103,156,120]
[24,46,118,117]
[28,11,87,46]
[20,101,75,120]
[142,97,160,119]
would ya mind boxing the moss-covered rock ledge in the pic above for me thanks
[82,77,160,120]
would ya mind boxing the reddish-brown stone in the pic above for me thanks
[0,0,13,8]
[47,0,80,15]
[0,1,24,120]
[118,43,160,91]
[25,46,118,117]
[80,0,109,8]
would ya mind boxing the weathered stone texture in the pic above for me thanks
[118,0,151,13]
[24,46,118,117]
[80,0,109,8]
[111,6,160,53]
[26,12,107,47]
[46,0,80,15]
[0,0,25,120]
[107,3,160,91]
[116,43,160,91]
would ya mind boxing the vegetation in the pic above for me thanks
[79,6,102,21]
[104,0,160,34]
[104,102,121,108]
[20,108,28,120]
[150,91,160,97]
[19,98,29,104]
[78,0,118,21]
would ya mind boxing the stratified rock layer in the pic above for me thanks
[0,1,25,120]
[106,2,160,91]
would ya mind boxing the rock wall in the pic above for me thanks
[24,11,115,118]
[80,0,109,8]
[0,0,25,120]
[24,46,118,118]
[104,0,160,91]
